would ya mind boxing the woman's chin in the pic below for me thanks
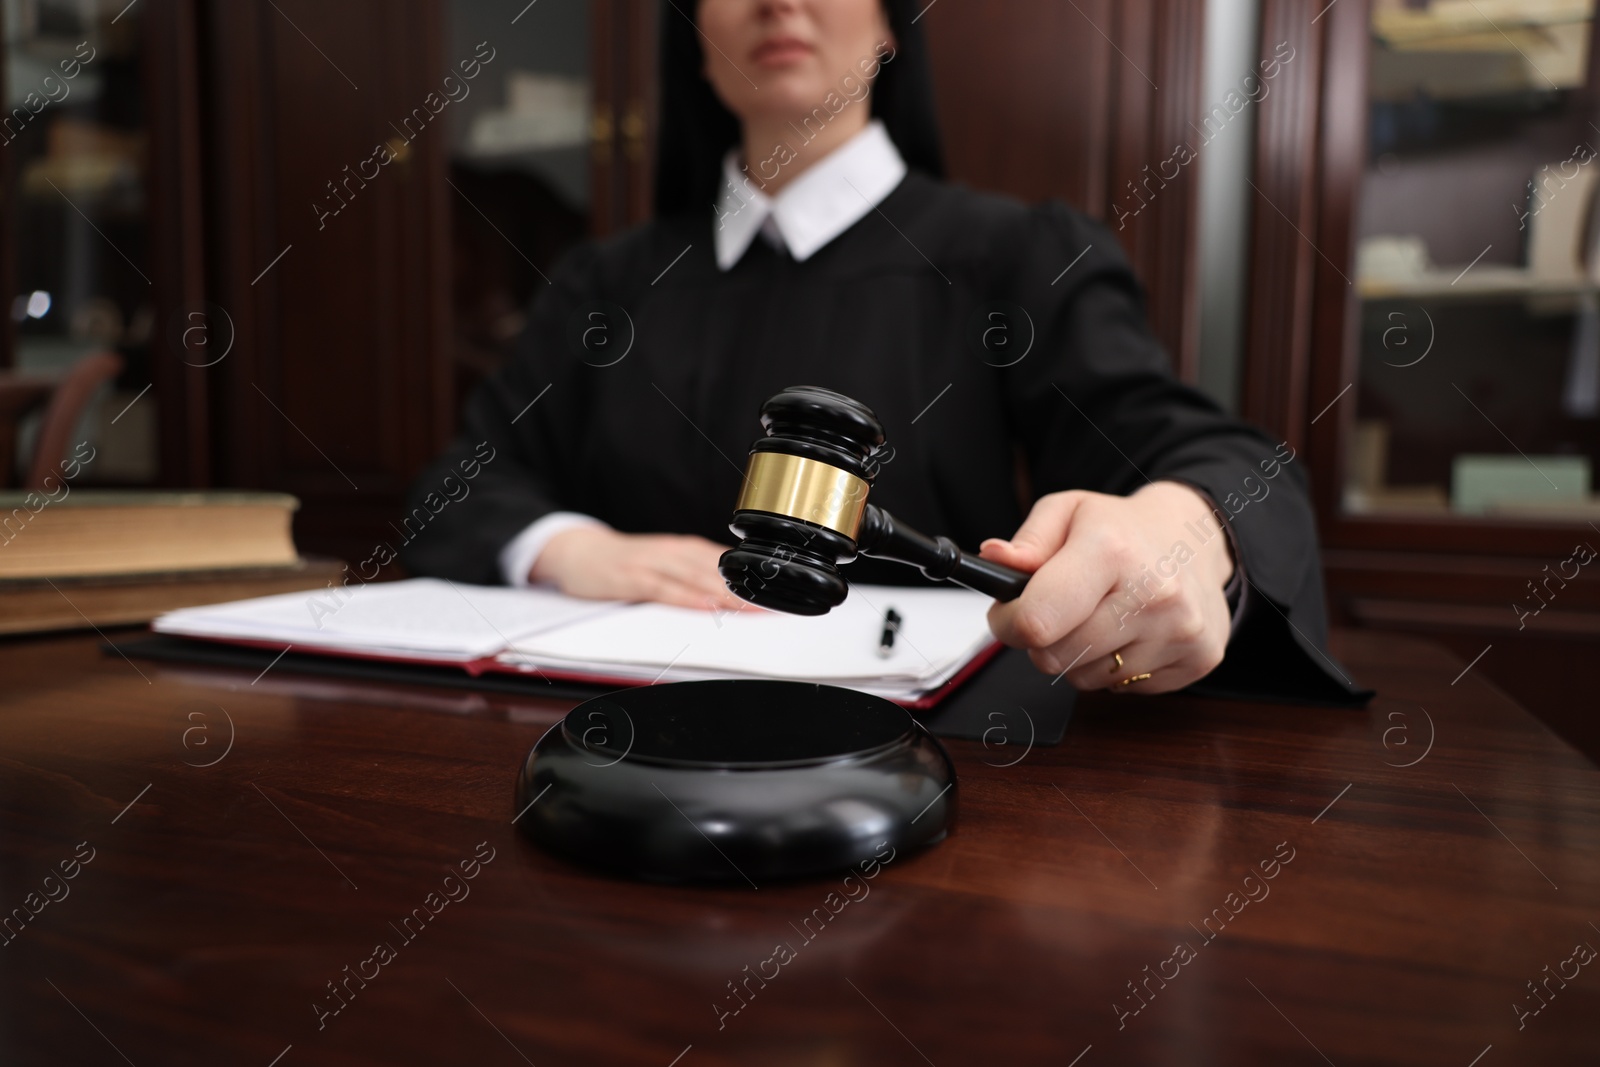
[743,75,841,116]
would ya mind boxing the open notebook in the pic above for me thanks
[150,578,1003,707]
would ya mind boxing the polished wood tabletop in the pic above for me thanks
[1,628,1596,1066]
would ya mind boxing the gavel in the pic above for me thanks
[719,385,1031,615]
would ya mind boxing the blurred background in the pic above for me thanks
[2,0,1597,751]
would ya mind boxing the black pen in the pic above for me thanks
[877,607,902,659]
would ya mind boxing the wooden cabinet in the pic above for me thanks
[0,0,208,488]
[1245,0,1600,755]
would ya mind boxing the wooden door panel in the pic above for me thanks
[204,0,451,556]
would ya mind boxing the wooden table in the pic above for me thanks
[1,629,1596,1066]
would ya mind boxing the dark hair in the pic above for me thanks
[654,0,945,218]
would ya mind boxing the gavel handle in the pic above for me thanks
[856,505,1030,602]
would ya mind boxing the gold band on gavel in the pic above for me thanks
[733,451,870,539]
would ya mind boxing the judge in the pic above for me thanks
[404,0,1365,705]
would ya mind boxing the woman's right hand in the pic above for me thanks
[529,527,749,611]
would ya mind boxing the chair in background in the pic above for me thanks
[0,350,124,490]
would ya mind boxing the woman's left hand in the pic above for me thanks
[981,481,1235,694]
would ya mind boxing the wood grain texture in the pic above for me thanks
[618,0,660,231]
[0,628,1595,1065]
[202,0,452,562]
[144,0,213,490]
[1240,0,1324,450]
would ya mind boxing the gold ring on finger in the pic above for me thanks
[1116,672,1153,687]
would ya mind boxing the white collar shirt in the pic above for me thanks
[712,118,908,270]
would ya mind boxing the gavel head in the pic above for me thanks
[719,386,886,615]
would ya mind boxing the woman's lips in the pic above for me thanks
[751,36,814,66]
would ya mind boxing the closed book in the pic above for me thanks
[0,490,299,579]
[0,558,345,635]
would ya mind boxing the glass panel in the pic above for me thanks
[3,0,156,484]
[444,0,591,399]
[1349,0,1600,522]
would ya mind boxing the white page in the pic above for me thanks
[493,652,960,701]
[500,655,983,700]
[501,583,996,684]
[154,577,621,661]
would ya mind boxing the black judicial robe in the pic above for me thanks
[403,171,1369,705]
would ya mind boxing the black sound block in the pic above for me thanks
[515,680,956,884]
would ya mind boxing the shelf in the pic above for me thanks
[1359,269,1600,303]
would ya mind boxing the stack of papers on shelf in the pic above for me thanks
[151,578,1000,706]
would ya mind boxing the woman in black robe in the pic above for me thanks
[403,0,1366,705]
